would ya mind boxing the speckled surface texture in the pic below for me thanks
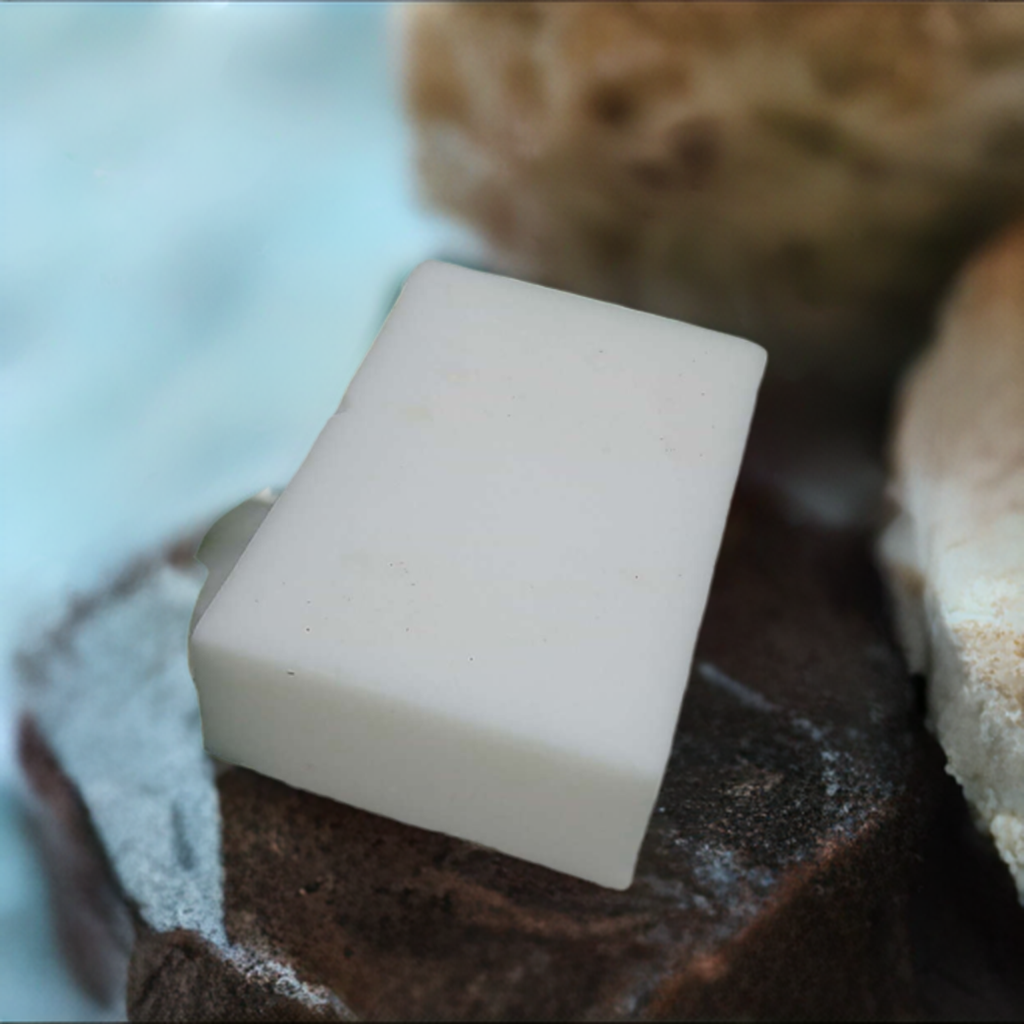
[19,371,1000,1020]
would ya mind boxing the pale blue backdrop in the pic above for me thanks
[0,4,468,1017]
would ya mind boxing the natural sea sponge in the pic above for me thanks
[396,2,1024,376]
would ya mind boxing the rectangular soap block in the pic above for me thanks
[189,261,766,889]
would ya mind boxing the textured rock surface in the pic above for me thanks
[15,370,991,1020]
[879,222,1024,902]
[398,3,1024,377]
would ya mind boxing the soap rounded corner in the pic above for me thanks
[746,334,768,362]
[403,258,454,291]
[726,332,768,376]
[748,338,769,374]
[599,867,638,892]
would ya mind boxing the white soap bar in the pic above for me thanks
[189,262,766,889]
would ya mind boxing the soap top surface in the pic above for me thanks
[193,262,765,778]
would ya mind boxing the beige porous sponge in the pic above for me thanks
[880,222,1024,900]
[397,2,1024,375]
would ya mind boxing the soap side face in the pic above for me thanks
[191,261,765,888]
[191,639,656,890]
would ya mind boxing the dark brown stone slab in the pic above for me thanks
[15,372,1022,1020]
[189,472,927,1022]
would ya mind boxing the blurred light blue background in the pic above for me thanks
[0,4,469,1017]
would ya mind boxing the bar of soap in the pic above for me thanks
[189,262,765,889]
